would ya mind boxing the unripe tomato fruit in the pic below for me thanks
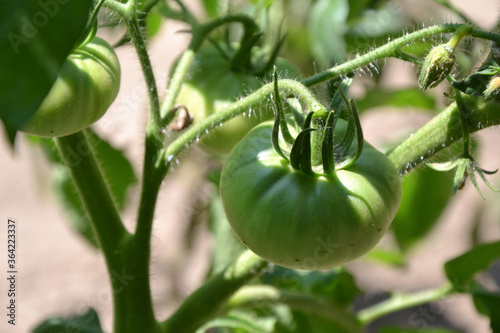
[21,37,120,137]
[176,44,301,155]
[220,121,402,270]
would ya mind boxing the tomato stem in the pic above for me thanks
[387,95,500,175]
[160,251,269,333]
[56,131,160,333]
[301,24,500,88]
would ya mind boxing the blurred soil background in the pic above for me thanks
[1,0,500,332]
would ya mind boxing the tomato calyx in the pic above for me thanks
[271,75,364,177]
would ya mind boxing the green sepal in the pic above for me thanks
[271,67,293,161]
[290,112,316,175]
[427,157,499,199]
[272,107,289,161]
[273,67,294,145]
[334,108,355,157]
[335,100,364,170]
[321,111,336,175]
[287,98,306,128]
[329,77,353,118]
[453,159,468,195]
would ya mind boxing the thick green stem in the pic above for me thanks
[55,131,145,332]
[387,96,500,174]
[301,24,500,88]
[161,251,269,333]
[226,285,363,333]
[357,283,455,324]
[125,10,161,134]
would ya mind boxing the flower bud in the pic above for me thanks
[418,44,455,90]
[484,75,500,99]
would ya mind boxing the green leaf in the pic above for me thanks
[261,267,361,308]
[444,241,500,288]
[308,0,349,66]
[202,0,219,18]
[207,193,247,277]
[85,129,137,211]
[33,308,103,333]
[345,3,408,53]
[472,290,500,332]
[347,0,372,22]
[0,0,93,143]
[391,167,454,251]
[52,165,99,247]
[356,88,437,112]
[379,326,460,333]
[28,129,136,247]
[146,9,164,38]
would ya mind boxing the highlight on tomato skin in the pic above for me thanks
[21,36,121,138]
[219,121,402,270]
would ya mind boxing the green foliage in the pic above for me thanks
[445,241,500,288]
[391,167,454,251]
[0,0,93,143]
[356,88,437,112]
[33,308,103,333]
[308,0,349,66]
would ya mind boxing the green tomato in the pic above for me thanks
[176,44,301,155]
[220,120,402,270]
[22,36,121,137]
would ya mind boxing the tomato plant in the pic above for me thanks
[3,1,500,333]
[221,113,401,269]
[21,36,120,137]
[176,42,301,155]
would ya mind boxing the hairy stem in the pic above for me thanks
[226,285,363,333]
[388,96,500,174]
[161,251,269,333]
[301,24,500,88]
[125,13,161,133]
[162,79,323,166]
[357,283,455,324]
[55,131,147,332]
[160,49,196,123]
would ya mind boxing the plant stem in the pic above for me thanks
[55,131,139,332]
[301,24,500,88]
[161,251,269,333]
[162,79,323,165]
[387,95,500,174]
[357,283,455,324]
[160,49,196,123]
[159,14,260,126]
[125,10,161,135]
[226,285,363,333]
